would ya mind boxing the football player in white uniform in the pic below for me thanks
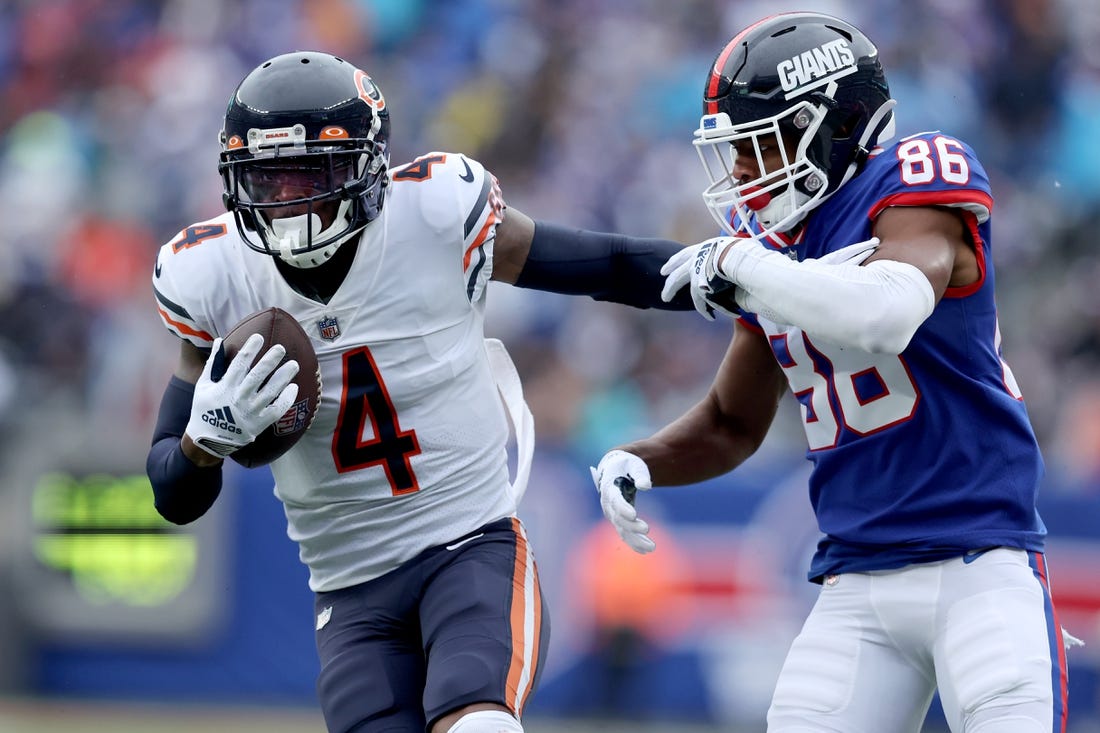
[146,52,693,733]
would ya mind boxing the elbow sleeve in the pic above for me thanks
[856,260,938,353]
[735,255,936,354]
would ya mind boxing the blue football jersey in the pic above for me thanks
[740,131,1046,581]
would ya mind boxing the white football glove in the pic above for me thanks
[589,449,656,554]
[659,238,741,320]
[185,334,301,458]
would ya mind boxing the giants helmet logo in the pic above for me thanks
[777,39,857,97]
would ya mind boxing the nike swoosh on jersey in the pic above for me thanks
[446,532,484,551]
[458,157,475,183]
[963,546,998,564]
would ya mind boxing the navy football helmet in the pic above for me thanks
[219,51,390,268]
[696,12,896,240]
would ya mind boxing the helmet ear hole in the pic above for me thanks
[340,153,373,196]
[827,110,863,141]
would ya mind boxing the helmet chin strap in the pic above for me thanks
[271,214,306,252]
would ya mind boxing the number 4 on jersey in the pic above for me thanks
[331,347,422,494]
[169,224,227,252]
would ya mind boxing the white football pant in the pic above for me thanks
[768,548,1068,733]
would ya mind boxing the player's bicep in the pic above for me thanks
[490,206,535,284]
[868,206,973,300]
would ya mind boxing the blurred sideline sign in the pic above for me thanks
[11,466,228,642]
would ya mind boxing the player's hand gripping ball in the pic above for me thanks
[222,308,321,467]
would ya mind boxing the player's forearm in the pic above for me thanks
[147,437,223,524]
[515,221,695,310]
[146,376,223,524]
[617,396,759,486]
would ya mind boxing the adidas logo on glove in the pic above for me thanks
[201,407,243,435]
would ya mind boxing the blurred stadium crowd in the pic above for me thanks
[2,0,1100,484]
[1,0,1099,723]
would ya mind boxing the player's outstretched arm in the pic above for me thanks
[666,206,973,354]
[491,206,695,311]
[620,322,785,484]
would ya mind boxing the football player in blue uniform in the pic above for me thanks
[591,12,1074,732]
[146,52,694,733]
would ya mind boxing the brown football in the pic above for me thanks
[220,307,321,468]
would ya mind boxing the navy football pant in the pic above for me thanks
[313,517,549,733]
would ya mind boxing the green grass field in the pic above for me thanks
[0,698,326,733]
[0,697,733,733]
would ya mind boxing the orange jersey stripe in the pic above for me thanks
[521,541,543,714]
[157,306,214,342]
[462,206,500,272]
[504,517,542,715]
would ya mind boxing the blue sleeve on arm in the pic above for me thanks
[514,221,694,310]
[146,375,223,525]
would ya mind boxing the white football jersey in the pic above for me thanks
[153,152,518,591]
